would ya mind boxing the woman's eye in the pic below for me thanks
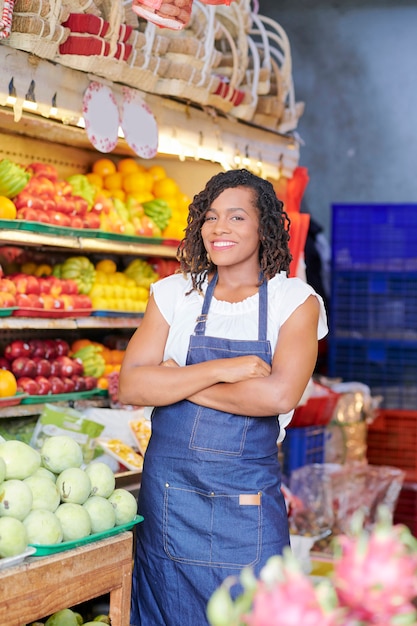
[204,215,216,221]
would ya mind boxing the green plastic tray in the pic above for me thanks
[29,515,144,556]
[0,307,17,317]
[21,389,102,404]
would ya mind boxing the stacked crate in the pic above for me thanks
[328,203,417,535]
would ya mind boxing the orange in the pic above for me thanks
[153,177,179,198]
[0,370,17,398]
[117,158,141,175]
[0,196,17,220]
[97,377,109,390]
[122,171,153,194]
[70,339,92,353]
[103,172,123,191]
[92,158,117,178]
[86,172,103,189]
[147,165,167,182]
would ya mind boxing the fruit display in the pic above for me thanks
[0,436,138,558]
[0,156,191,240]
[0,272,92,311]
[0,338,98,396]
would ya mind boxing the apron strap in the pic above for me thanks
[194,272,268,341]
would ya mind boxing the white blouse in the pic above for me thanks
[149,271,328,441]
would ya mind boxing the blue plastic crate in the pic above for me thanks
[332,204,417,271]
[281,425,327,478]
[331,272,417,337]
[328,338,417,409]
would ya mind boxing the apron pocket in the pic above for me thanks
[189,406,250,456]
[163,484,261,568]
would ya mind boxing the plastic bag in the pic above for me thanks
[30,404,104,464]
[289,461,405,536]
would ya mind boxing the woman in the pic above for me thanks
[119,169,328,626]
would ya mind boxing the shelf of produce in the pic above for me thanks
[0,229,179,258]
[0,531,133,626]
[0,316,142,330]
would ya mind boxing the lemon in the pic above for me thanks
[96,259,117,274]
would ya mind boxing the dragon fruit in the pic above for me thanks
[207,552,340,626]
[332,507,417,625]
[207,505,417,626]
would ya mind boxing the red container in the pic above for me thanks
[367,409,417,482]
[290,387,340,428]
[394,481,417,537]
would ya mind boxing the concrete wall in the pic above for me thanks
[259,0,417,238]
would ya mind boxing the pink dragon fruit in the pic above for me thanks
[244,569,339,626]
[207,552,341,626]
[332,508,417,624]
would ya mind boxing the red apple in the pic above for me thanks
[83,376,98,391]
[54,196,75,215]
[49,376,65,394]
[49,359,62,377]
[73,295,92,309]
[61,377,75,393]
[24,276,40,295]
[17,376,40,395]
[26,294,43,308]
[43,340,57,359]
[26,162,59,181]
[16,293,31,308]
[73,196,89,217]
[49,212,71,227]
[54,339,70,356]
[12,356,37,379]
[72,375,87,392]
[60,280,78,296]
[71,216,85,229]
[34,375,52,395]
[0,357,10,370]
[72,358,84,377]
[16,207,39,222]
[14,192,43,211]
[28,339,46,359]
[28,176,56,196]
[34,358,52,377]
[83,213,101,229]
[35,210,53,223]
[54,356,76,377]
[4,340,31,361]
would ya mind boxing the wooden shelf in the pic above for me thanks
[0,532,134,626]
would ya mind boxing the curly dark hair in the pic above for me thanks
[177,169,292,293]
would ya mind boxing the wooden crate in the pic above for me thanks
[0,532,133,626]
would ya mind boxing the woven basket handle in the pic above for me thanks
[215,19,241,102]
[191,1,216,86]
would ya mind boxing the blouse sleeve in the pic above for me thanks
[150,274,191,325]
[277,277,328,340]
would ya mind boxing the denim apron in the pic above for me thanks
[131,274,290,626]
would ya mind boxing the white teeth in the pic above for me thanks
[213,241,234,247]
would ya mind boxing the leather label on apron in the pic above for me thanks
[239,493,261,506]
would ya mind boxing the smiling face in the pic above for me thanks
[201,186,261,271]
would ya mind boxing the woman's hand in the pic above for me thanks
[215,355,271,383]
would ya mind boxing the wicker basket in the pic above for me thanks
[228,34,259,122]
[7,0,70,59]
